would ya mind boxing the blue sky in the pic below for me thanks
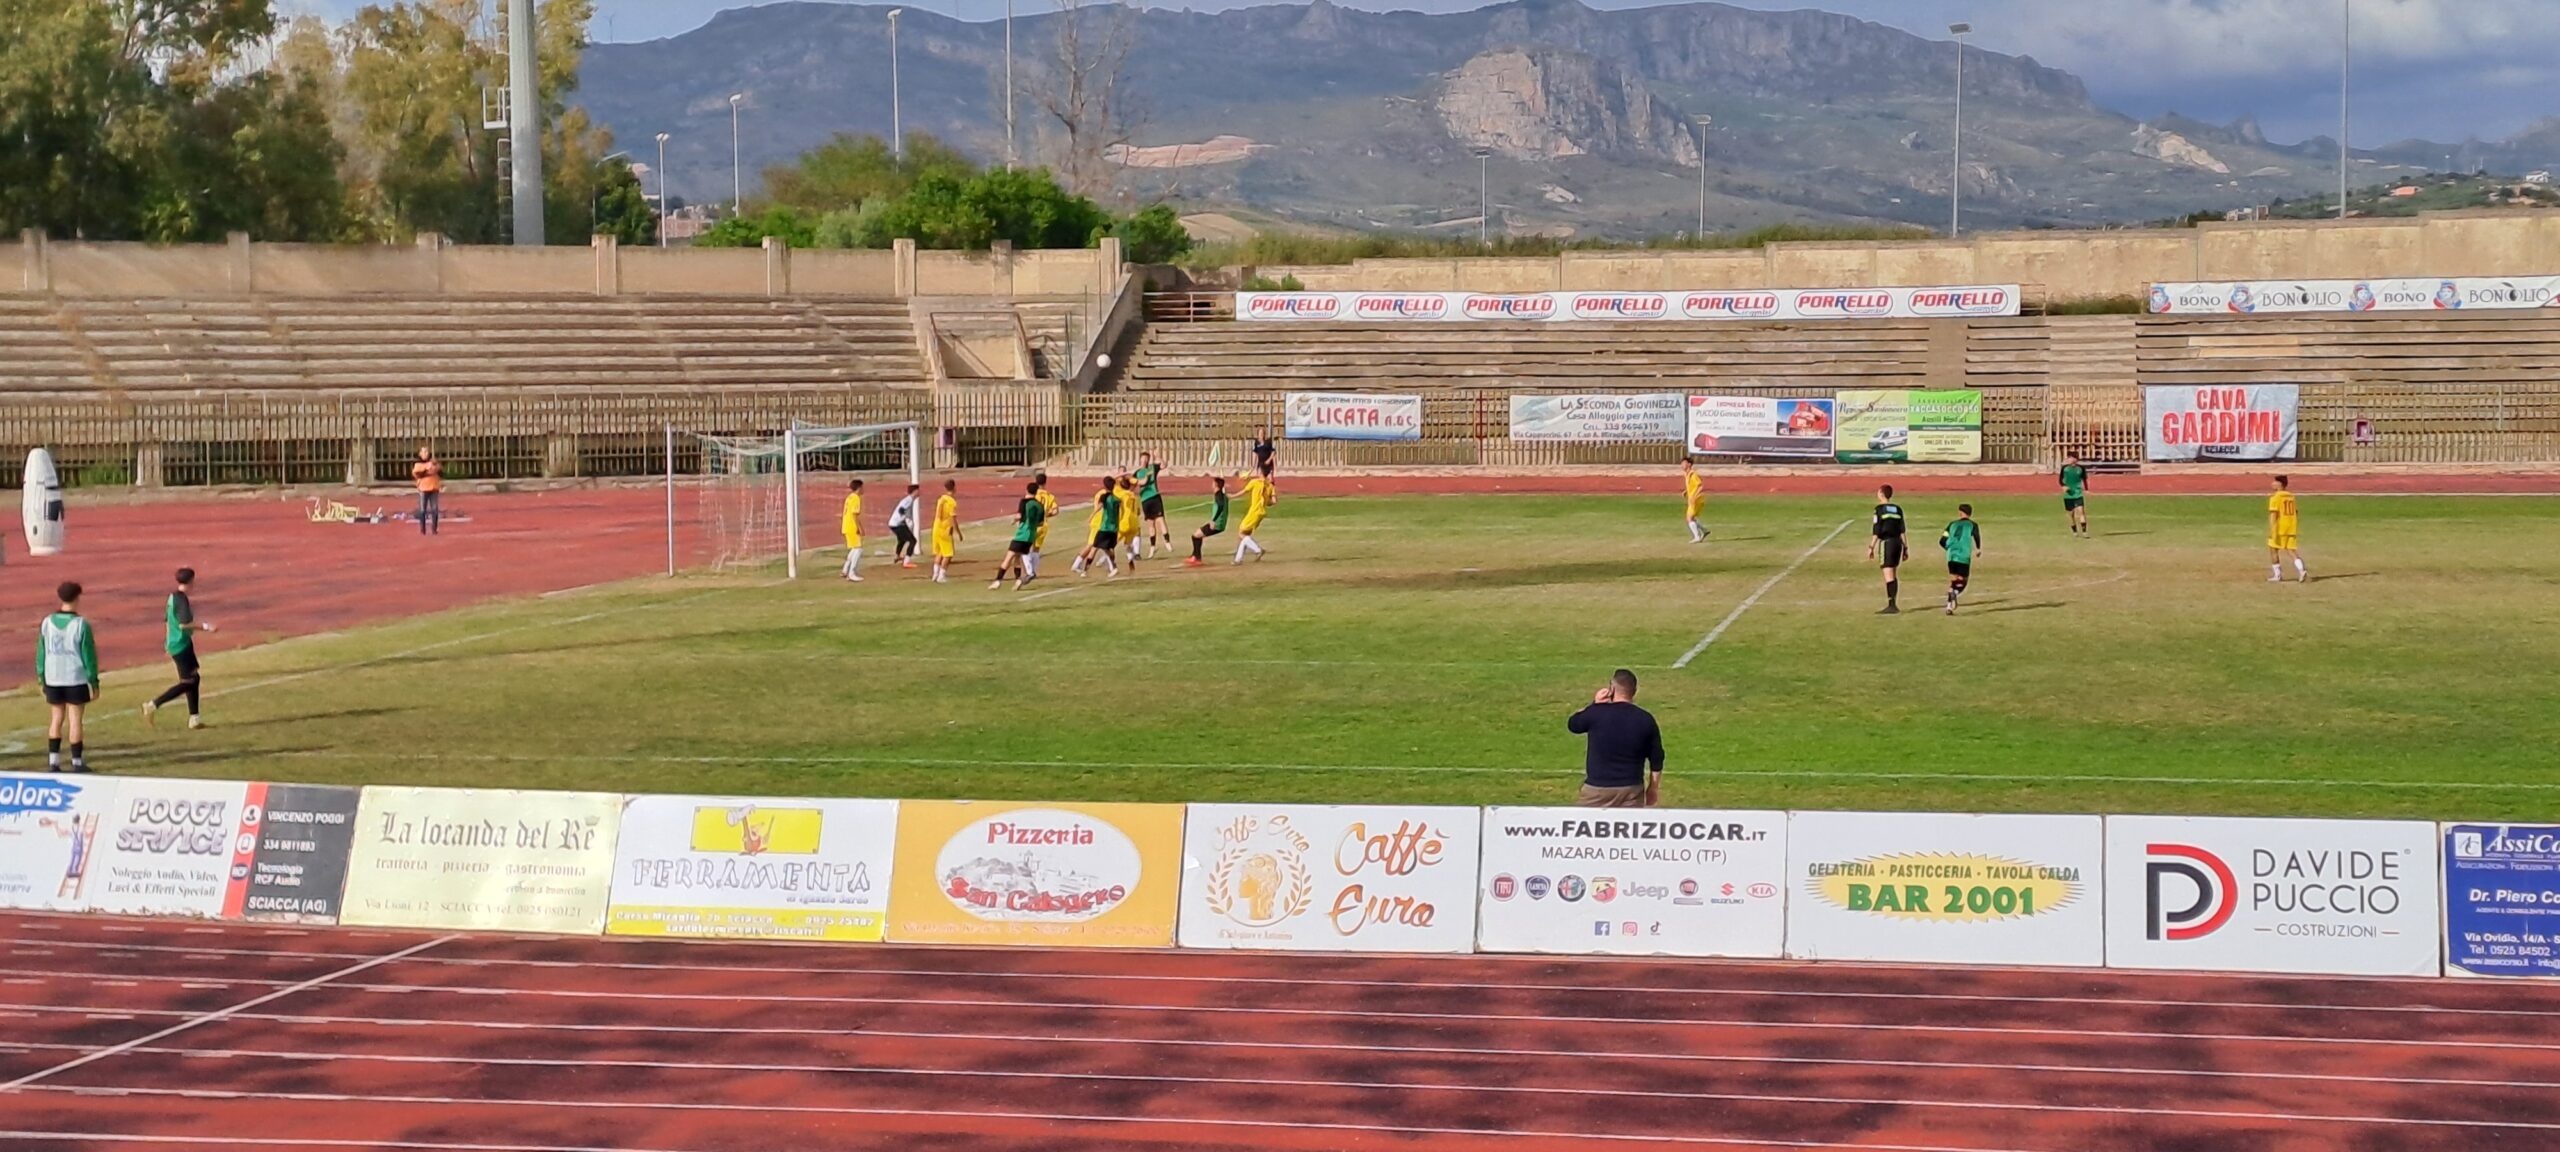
[287,0,2559,147]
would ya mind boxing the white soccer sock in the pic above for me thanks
[845,548,861,577]
[1689,521,1704,542]
[2271,564,2282,579]
[1026,552,1041,577]
[2293,558,2307,575]
[1235,538,1250,562]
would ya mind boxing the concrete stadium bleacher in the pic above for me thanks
[0,295,931,394]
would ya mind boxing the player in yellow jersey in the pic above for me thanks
[1115,471,1144,569]
[839,479,866,582]
[1072,478,1122,578]
[1681,459,1708,543]
[2266,474,2305,583]
[1233,472,1274,563]
[930,479,961,584]
[1025,471,1060,579]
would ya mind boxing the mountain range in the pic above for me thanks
[577,0,2560,237]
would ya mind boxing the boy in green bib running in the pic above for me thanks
[2059,453,2090,537]
[1939,505,1983,615]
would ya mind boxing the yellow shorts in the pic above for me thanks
[932,531,955,558]
[2268,530,2298,551]
[1239,513,1265,534]
[844,536,861,550]
[1684,501,1704,519]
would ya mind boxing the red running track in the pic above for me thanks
[0,912,2556,1150]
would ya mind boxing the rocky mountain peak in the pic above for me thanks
[1437,47,1702,167]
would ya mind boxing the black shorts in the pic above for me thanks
[1141,495,1165,520]
[1092,530,1119,550]
[42,684,92,706]
[1948,561,1971,579]
[1198,523,1224,539]
[1878,537,1907,568]
[1256,459,1275,477]
[172,645,200,680]
[1007,539,1032,555]
[892,524,918,547]
[2063,497,2085,511]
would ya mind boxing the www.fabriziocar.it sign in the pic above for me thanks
[1236,286,2021,323]
[1476,808,1787,957]
[2147,276,2560,315]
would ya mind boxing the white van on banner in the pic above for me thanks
[606,795,899,942]
[1476,808,1786,957]
[1178,804,1480,952]
[1508,394,1687,443]
[2144,385,2299,462]
[1236,287,2022,323]
[83,777,256,918]
[2104,816,2440,977]
[0,772,118,912]
[2147,276,2560,315]
[1282,392,1422,442]
[1785,811,2105,967]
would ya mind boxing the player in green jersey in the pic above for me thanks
[1940,504,1983,615]
[1186,475,1232,567]
[991,480,1045,590]
[1133,452,1170,558]
[2059,453,2090,537]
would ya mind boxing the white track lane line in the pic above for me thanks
[1674,518,1854,668]
[0,935,451,1093]
[2,976,2553,1053]
[17,1082,2555,1138]
[0,1137,688,1152]
[3,1036,2549,1092]
[6,936,2556,1019]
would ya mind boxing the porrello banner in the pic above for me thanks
[2147,276,2560,315]
[1508,394,1688,443]
[1177,804,1480,953]
[1475,808,1788,957]
[2144,385,2299,462]
[2103,816,2441,977]
[1283,392,1423,442]
[1237,286,2021,323]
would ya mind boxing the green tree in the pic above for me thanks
[590,155,656,246]
[696,206,816,248]
[761,132,976,215]
[1110,203,1190,264]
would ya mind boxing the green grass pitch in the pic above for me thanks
[24,492,2560,821]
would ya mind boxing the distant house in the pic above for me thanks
[2387,186,2421,198]
[2527,171,2554,186]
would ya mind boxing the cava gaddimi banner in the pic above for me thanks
[1238,286,2021,323]
[2147,276,2560,315]
[2144,385,2299,462]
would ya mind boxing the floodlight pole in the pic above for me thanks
[2339,0,2352,219]
[1949,21,1970,238]
[1695,114,1712,237]
[888,9,905,162]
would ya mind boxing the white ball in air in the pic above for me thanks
[1096,353,1113,368]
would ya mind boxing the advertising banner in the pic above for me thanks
[1476,808,1787,957]
[1832,390,1908,463]
[1283,392,1422,442]
[2103,816,2440,976]
[1177,805,1479,953]
[2144,385,2299,462]
[1508,394,1687,443]
[2147,276,2560,315]
[228,783,362,924]
[0,772,117,912]
[887,800,1183,948]
[2443,824,2560,978]
[340,787,624,934]
[83,777,255,918]
[607,795,898,942]
[1786,811,2105,967]
[1686,395,1835,458]
[1908,390,1984,463]
[1237,287,2022,322]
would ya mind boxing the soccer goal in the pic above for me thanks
[665,421,922,578]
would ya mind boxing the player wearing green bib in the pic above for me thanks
[2059,454,2090,537]
[991,480,1045,591]
[1940,505,1983,615]
[37,582,99,772]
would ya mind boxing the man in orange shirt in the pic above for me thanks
[411,445,443,536]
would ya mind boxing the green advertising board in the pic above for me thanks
[1908,389,1982,463]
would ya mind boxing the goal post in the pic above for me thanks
[665,420,922,578]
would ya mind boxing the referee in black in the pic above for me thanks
[1866,484,1908,614]
[1567,669,1664,808]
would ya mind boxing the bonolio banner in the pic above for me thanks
[339,787,624,934]
[888,800,1183,947]
[2147,276,2560,314]
[1476,808,1787,957]
[1785,811,2105,967]
[1178,804,1480,952]
[607,795,898,942]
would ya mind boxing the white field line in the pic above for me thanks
[245,748,2560,792]
[1674,518,1855,668]
[0,935,451,1093]
[4,971,2557,1054]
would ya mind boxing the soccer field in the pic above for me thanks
[18,491,2560,820]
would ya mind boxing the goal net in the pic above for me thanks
[667,421,921,577]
